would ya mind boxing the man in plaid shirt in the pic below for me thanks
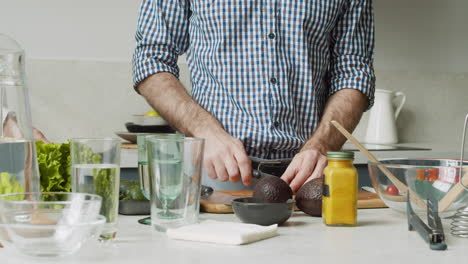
[133,0,375,191]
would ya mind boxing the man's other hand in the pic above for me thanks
[281,147,327,192]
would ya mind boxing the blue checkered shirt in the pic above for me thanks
[133,0,376,159]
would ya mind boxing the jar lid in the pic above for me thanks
[327,151,354,159]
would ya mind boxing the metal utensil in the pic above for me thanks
[407,193,447,250]
[252,169,278,180]
[450,113,468,237]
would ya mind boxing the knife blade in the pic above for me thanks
[200,190,238,205]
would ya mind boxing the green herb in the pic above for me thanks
[119,180,147,201]
[94,166,118,223]
[36,141,71,193]
[0,172,25,198]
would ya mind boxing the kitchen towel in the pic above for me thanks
[166,220,278,245]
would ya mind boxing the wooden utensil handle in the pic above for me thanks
[438,168,468,212]
[330,120,426,209]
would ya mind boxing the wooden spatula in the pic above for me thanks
[438,167,468,212]
[330,120,426,209]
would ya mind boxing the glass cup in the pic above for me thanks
[70,138,121,241]
[147,137,204,231]
[137,134,183,225]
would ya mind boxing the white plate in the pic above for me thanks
[115,132,154,143]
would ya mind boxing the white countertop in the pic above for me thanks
[4,209,468,263]
[121,142,463,168]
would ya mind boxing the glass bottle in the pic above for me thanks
[322,151,358,226]
[0,34,40,194]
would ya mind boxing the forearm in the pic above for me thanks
[303,88,368,153]
[137,72,225,137]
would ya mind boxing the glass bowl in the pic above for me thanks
[0,192,105,258]
[368,159,468,217]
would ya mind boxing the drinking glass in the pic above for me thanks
[71,138,121,241]
[147,137,204,231]
[136,133,183,225]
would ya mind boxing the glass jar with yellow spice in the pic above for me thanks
[322,151,358,226]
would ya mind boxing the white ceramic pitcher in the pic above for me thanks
[365,89,406,144]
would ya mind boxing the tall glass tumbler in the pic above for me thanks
[147,137,204,231]
[71,138,121,241]
[137,133,183,225]
[137,134,184,200]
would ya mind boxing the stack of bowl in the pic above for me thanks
[0,192,105,258]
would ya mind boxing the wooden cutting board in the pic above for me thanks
[121,143,137,149]
[200,190,387,214]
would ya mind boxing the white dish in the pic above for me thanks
[132,115,168,126]
[115,132,154,143]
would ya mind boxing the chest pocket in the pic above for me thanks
[303,0,346,34]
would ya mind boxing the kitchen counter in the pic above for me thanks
[4,209,468,263]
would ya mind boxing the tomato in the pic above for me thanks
[386,185,399,196]
[425,169,438,182]
[416,169,425,180]
[427,174,438,182]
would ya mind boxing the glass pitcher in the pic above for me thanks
[0,34,40,194]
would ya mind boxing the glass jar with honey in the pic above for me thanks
[322,151,358,226]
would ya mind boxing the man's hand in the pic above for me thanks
[3,115,49,143]
[202,129,252,186]
[33,128,49,143]
[281,88,369,192]
[281,146,327,192]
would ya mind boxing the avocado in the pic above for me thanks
[296,178,323,217]
[253,175,293,203]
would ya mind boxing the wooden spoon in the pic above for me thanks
[438,168,468,212]
[330,120,427,209]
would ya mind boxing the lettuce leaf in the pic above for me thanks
[0,172,25,198]
[36,141,71,193]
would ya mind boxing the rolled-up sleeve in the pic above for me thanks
[329,0,376,109]
[132,0,190,89]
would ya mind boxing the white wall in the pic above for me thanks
[352,0,468,144]
[0,0,467,144]
[1,0,140,61]
[374,0,468,73]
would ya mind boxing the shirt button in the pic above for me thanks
[274,121,280,128]
[270,77,277,84]
[268,32,276,39]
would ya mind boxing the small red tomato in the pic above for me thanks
[386,185,399,196]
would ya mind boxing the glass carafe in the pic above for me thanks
[0,34,40,194]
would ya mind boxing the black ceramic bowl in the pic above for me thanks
[232,197,295,226]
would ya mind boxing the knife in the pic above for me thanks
[252,169,279,180]
[200,170,278,206]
